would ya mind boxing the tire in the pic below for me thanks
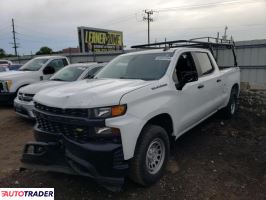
[129,124,170,186]
[221,86,238,119]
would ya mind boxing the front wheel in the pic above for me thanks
[129,125,170,186]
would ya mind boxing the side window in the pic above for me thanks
[47,59,65,72]
[193,52,214,76]
[84,67,102,79]
[62,58,69,66]
[174,52,198,82]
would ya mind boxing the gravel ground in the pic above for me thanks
[0,91,265,200]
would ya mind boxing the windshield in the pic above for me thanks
[95,52,173,80]
[50,65,88,82]
[19,58,48,71]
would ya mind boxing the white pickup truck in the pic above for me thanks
[21,39,240,190]
[14,63,105,119]
[0,56,69,104]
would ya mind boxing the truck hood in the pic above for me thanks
[19,80,68,95]
[34,78,154,108]
[0,71,35,80]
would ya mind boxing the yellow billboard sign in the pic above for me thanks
[78,27,123,52]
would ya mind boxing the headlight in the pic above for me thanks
[90,105,127,119]
[6,80,12,91]
[0,80,12,92]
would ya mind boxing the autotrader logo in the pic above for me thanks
[0,188,54,200]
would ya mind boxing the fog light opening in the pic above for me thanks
[95,127,120,136]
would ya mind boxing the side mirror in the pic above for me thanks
[43,66,55,75]
[175,71,198,90]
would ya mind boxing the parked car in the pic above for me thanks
[0,59,12,66]
[21,39,240,190]
[14,63,105,119]
[0,65,9,72]
[9,64,22,71]
[0,56,69,104]
[0,64,22,73]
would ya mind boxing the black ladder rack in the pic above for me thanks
[131,37,238,67]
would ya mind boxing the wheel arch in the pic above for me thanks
[133,113,174,156]
[232,83,239,96]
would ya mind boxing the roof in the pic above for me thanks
[34,55,67,59]
[67,62,106,68]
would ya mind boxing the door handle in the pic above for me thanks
[217,79,221,83]
[197,84,204,89]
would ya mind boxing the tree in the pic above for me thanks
[0,48,6,58]
[36,46,53,55]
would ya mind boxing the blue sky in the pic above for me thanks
[0,0,265,55]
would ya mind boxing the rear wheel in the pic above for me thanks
[222,86,238,119]
[129,125,170,186]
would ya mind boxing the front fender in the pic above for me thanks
[106,84,175,160]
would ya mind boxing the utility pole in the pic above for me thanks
[143,10,154,44]
[11,18,19,57]
[222,26,228,41]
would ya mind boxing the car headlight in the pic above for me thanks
[0,80,12,92]
[90,105,127,119]
[6,80,12,91]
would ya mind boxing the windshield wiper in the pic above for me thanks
[119,76,146,80]
[50,78,65,81]
[19,68,33,71]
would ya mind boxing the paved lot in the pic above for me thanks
[0,93,265,200]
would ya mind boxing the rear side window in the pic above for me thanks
[194,52,214,76]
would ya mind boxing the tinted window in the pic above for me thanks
[9,64,21,71]
[175,52,198,82]
[62,59,68,66]
[194,52,214,75]
[48,59,65,72]
[50,66,87,82]
[96,53,173,80]
[84,66,102,78]
[0,61,8,64]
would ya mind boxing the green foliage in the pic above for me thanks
[36,46,53,55]
[0,48,6,58]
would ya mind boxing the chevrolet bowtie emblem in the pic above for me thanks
[73,128,84,136]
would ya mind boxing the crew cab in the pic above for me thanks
[14,63,105,119]
[0,56,69,104]
[21,39,240,190]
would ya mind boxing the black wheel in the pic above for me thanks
[129,125,170,186]
[222,86,238,119]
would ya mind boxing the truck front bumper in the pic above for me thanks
[21,127,129,189]
[14,98,35,119]
[0,92,16,105]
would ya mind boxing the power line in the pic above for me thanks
[154,0,266,12]
[143,10,154,44]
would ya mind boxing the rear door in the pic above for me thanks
[192,51,224,112]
